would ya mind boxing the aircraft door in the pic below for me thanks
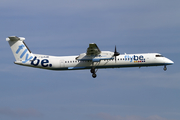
[60,59,65,67]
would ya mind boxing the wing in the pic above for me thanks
[86,43,101,56]
[76,43,114,62]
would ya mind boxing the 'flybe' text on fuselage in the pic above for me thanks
[31,56,52,67]
[124,55,145,63]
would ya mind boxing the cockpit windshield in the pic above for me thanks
[156,54,164,57]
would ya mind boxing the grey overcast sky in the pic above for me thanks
[0,0,180,120]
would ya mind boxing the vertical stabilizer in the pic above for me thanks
[6,36,34,63]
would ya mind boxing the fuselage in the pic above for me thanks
[7,36,174,78]
[15,52,174,70]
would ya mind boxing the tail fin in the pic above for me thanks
[6,36,34,63]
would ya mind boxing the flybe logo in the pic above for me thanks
[124,55,145,63]
[31,57,52,67]
[16,44,33,63]
[16,44,52,67]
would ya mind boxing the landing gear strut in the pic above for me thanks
[163,65,167,71]
[90,67,97,78]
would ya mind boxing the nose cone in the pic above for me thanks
[165,58,174,65]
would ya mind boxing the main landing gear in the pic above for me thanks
[163,65,167,71]
[90,67,97,78]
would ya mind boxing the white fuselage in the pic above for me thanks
[15,52,174,70]
[6,36,174,78]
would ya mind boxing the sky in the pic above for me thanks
[0,0,180,120]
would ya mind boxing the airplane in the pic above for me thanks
[6,36,174,78]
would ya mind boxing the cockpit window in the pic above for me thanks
[156,55,164,57]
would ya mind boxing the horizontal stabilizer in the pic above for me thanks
[6,36,25,41]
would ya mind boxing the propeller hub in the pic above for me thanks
[114,52,120,56]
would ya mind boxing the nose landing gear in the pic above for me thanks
[163,65,167,71]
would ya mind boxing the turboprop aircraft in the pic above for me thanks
[6,36,174,78]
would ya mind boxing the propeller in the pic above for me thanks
[113,46,120,61]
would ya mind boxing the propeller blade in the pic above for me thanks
[113,46,120,62]
[114,46,120,56]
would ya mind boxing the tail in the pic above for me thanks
[6,36,34,63]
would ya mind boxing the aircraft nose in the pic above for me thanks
[169,60,174,64]
[165,58,174,65]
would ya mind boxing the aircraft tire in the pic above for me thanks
[92,73,97,78]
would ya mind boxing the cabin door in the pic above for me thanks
[60,59,65,67]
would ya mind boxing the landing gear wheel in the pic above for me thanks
[92,73,97,78]
[163,66,167,71]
